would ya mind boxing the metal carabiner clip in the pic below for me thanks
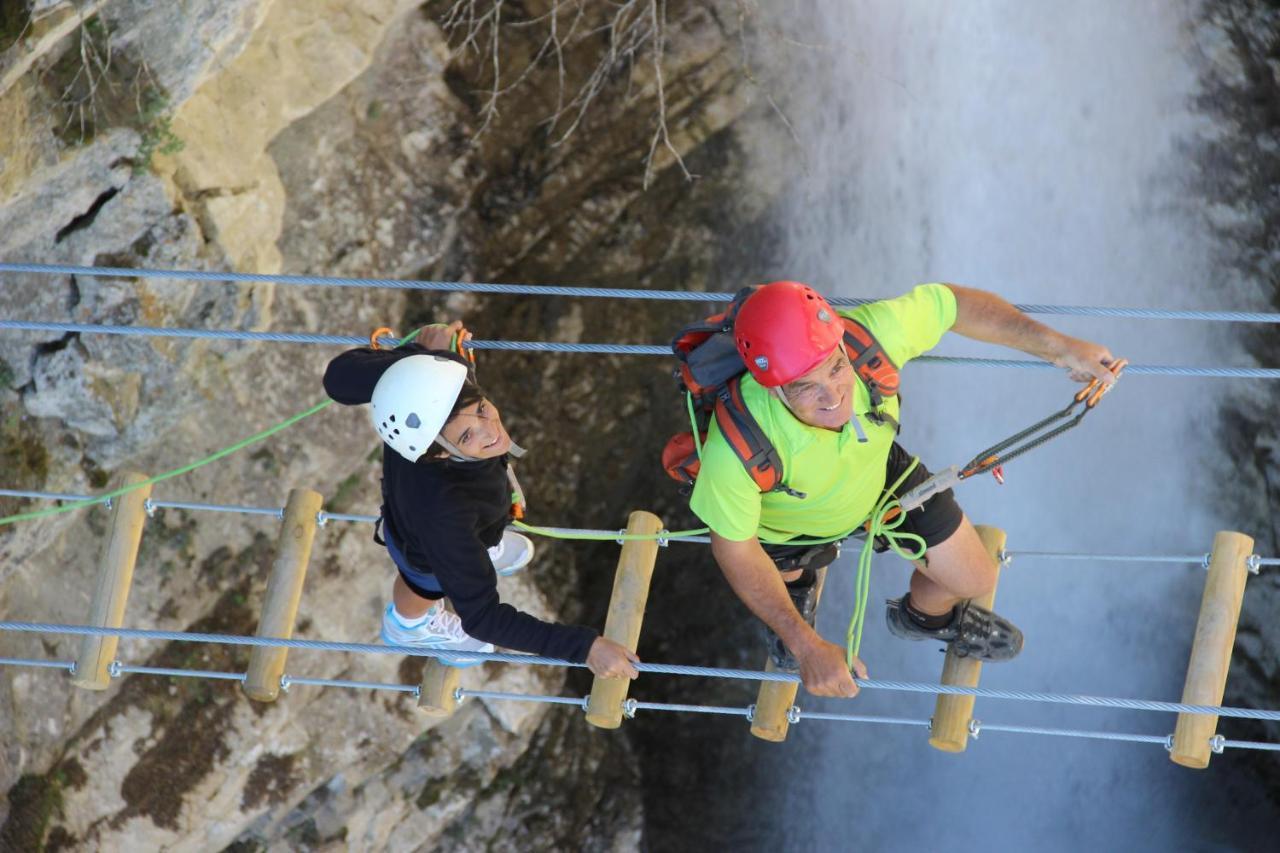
[369,326,397,351]
[1075,358,1129,409]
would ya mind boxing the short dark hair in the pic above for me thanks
[420,378,490,461]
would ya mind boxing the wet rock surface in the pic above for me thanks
[1193,0,1280,808]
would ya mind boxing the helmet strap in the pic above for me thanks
[433,433,526,461]
[773,386,796,413]
[432,433,475,462]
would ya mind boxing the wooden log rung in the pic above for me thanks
[585,510,664,729]
[242,488,323,702]
[70,473,152,691]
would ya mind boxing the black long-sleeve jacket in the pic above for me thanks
[323,344,597,662]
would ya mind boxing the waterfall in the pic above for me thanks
[739,2,1276,848]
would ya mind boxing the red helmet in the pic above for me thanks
[734,281,843,387]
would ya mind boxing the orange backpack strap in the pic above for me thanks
[712,379,805,498]
[841,317,899,408]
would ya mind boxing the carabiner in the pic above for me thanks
[454,327,477,363]
[1075,358,1128,409]
[369,326,397,351]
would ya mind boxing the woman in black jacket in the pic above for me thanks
[323,322,639,676]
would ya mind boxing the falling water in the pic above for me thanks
[739,2,1278,849]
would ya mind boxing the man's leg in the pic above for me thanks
[905,514,996,616]
[880,444,1022,660]
[759,543,838,670]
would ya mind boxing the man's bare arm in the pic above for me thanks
[709,532,865,697]
[945,284,1116,385]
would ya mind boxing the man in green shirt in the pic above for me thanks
[689,281,1116,698]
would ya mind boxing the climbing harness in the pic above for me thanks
[899,359,1129,512]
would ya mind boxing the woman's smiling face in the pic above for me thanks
[439,398,511,458]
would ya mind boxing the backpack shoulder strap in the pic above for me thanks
[840,316,900,408]
[713,378,790,495]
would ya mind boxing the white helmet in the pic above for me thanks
[370,355,469,462]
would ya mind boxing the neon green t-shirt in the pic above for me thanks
[688,283,957,543]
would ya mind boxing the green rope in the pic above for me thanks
[0,400,334,526]
[685,391,703,460]
[512,520,710,542]
[847,457,925,666]
[0,326,426,528]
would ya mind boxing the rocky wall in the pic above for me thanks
[0,0,765,849]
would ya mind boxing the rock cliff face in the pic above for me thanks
[0,1,767,848]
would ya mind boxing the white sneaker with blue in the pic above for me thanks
[380,603,494,667]
[488,531,534,576]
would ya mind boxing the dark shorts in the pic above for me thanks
[761,442,964,572]
[382,522,446,600]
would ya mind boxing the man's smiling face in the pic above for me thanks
[777,347,855,430]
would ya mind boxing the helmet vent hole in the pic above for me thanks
[389,414,396,423]
[409,445,416,452]
[393,429,400,435]
[406,413,421,429]
[381,421,388,429]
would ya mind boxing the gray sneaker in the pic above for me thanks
[885,595,1023,662]
[379,603,494,667]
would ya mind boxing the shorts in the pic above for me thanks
[761,442,964,572]
[381,521,446,600]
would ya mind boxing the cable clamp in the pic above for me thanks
[580,695,591,712]
[1210,734,1226,754]
[108,660,122,679]
[622,698,638,719]
[1246,554,1261,575]
[615,529,628,545]
[786,706,801,725]
[277,506,286,521]
[997,549,1012,568]
[1164,734,1176,752]
[103,497,113,512]
[412,685,422,700]
[657,530,670,548]
[968,718,982,740]
[67,661,77,676]
[316,511,329,528]
[926,716,934,733]
[143,498,156,518]
[453,686,466,703]
[1202,553,1212,570]
[746,703,756,723]
[279,674,292,693]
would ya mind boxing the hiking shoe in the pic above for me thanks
[885,596,1023,662]
[766,582,821,671]
[488,531,534,576]
[379,603,494,667]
